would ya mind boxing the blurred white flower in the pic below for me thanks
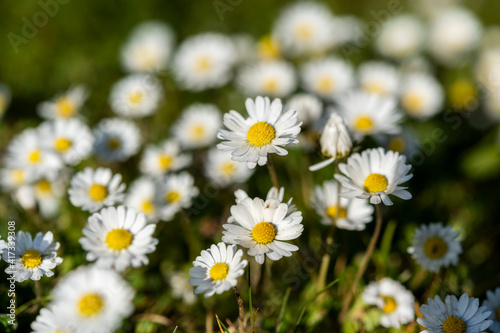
[155,172,199,221]
[399,72,444,120]
[93,118,141,162]
[483,287,500,333]
[140,139,192,177]
[172,103,222,149]
[205,149,254,188]
[286,93,323,126]
[358,61,400,96]
[169,271,197,305]
[125,177,159,223]
[375,15,425,60]
[37,85,89,120]
[301,57,354,100]
[237,60,297,98]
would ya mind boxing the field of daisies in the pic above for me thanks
[2,0,500,332]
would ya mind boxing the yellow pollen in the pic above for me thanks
[128,91,143,104]
[442,316,466,333]
[10,169,25,185]
[364,173,388,193]
[105,228,133,250]
[316,76,334,94]
[389,137,406,153]
[28,149,42,164]
[158,154,173,170]
[257,35,280,60]
[22,249,42,268]
[210,262,229,281]
[294,23,313,41]
[449,79,476,110]
[56,97,76,118]
[402,92,423,114]
[381,295,398,314]
[247,121,276,147]
[326,205,347,220]
[220,161,236,176]
[89,184,108,201]
[190,124,206,140]
[363,82,387,95]
[141,200,155,215]
[252,222,276,244]
[108,138,121,150]
[36,179,52,193]
[263,77,279,93]
[165,190,181,203]
[354,116,374,133]
[78,293,104,317]
[54,137,72,152]
[195,56,213,73]
[424,237,448,259]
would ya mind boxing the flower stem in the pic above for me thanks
[317,224,336,301]
[26,280,42,314]
[266,156,280,189]
[233,286,245,333]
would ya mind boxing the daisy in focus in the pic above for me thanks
[358,61,400,96]
[237,60,297,98]
[301,57,354,100]
[37,85,89,120]
[400,72,444,120]
[408,222,462,273]
[217,96,302,168]
[204,149,254,188]
[140,139,192,177]
[172,103,222,149]
[155,172,199,221]
[375,15,425,60]
[483,287,500,333]
[335,148,413,205]
[93,118,141,162]
[125,177,158,222]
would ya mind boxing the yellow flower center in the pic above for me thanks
[78,293,104,317]
[54,137,72,152]
[22,249,42,268]
[316,76,334,94]
[108,138,121,150]
[257,35,280,60]
[263,77,279,93]
[195,56,213,73]
[354,116,374,133]
[28,149,41,164]
[220,161,236,176]
[326,205,347,220]
[10,169,25,185]
[424,236,448,259]
[105,228,133,251]
[381,295,398,314]
[363,173,388,193]
[442,316,466,333]
[294,22,313,41]
[252,222,276,244]
[89,184,108,201]
[158,154,173,170]
[36,179,52,194]
[402,92,423,114]
[128,91,143,104]
[449,79,476,110]
[363,82,387,95]
[165,190,181,203]
[56,97,76,118]
[247,121,276,147]
[389,137,406,153]
[190,124,206,140]
[209,262,229,281]
[141,200,155,215]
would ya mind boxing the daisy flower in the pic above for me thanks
[418,294,493,333]
[362,278,415,328]
[155,172,199,221]
[400,72,444,120]
[358,61,400,96]
[80,205,158,272]
[125,177,158,223]
[236,60,297,98]
[31,303,77,333]
[109,74,163,118]
[68,167,126,212]
[172,33,236,91]
[286,93,323,126]
[2,231,62,282]
[139,139,192,177]
[172,103,222,149]
[222,196,303,264]
[375,15,425,60]
[0,166,35,191]
[189,242,248,298]
[335,148,413,206]
[408,223,462,273]
[169,271,197,305]
[301,57,354,100]
[312,180,373,230]
[120,20,175,73]
[483,287,500,333]
[0,83,11,120]
[30,175,66,219]
[49,265,134,333]
[204,149,254,188]
[37,85,89,120]
[93,118,141,162]
[217,96,302,168]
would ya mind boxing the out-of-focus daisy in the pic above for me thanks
[335,91,402,140]
[286,93,323,126]
[38,119,94,165]
[448,78,478,111]
[362,278,415,328]
[169,271,197,305]
[0,166,35,191]
[80,205,158,272]
[93,118,141,162]
[140,139,192,177]
[31,303,76,333]
[358,61,400,96]
[376,132,420,157]
[301,57,354,100]
[50,265,134,333]
[68,167,126,212]
[375,15,425,60]
[109,74,163,118]
[125,177,158,223]
[256,34,281,60]
[483,287,500,333]
[172,103,222,149]
[312,180,373,230]
[408,223,462,273]
[173,33,236,91]
[155,172,199,221]
[418,294,493,332]
[475,48,500,92]
[204,149,254,188]
[0,83,11,120]
[120,21,175,73]
[2,231,62,282]
[189,242,248,298]
[335,148,413,206]
[37,85,89,120]
[237,60,296,98]
[30,175,66,219]
[222,196,303,264]
[217,96,302,168]
[400,72,444,120]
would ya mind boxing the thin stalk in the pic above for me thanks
[266,157,280,189]
[233,286,245,333]
[26,280,42,314]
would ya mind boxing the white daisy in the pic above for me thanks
[335,148,413,206]
[312,180,373,230]
[49,265,134,333]
[2,231,62,282]
[31,175,66,219]
[155,172,199,221]
[189,242,248,298]
[358,61,400,96]
[109,74,163,118]
[31,303,77,333]
[120,20,175,73]
[301,57,355,100]
[80,205,158,272]
[286,93,323,126]
[172,33,236,91]
[375,15,425,60]
[93,118,141,162]
[140,139,192,177]
[169,271,197,305]
[171,103,222,149]
[483,287,500,333]
[362,278,415,328]
[217,96,302,169]
[0,166,35,191]
[37,85,89,120]
[0,83,11,120]
[68,167,126,212]
[400,72,444,120]
[408,223,462,273]
[418,294,493,333]
[222,196,303,264]
[204,149,254,188]
[125,177,158,223]
[236,60,297,98]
